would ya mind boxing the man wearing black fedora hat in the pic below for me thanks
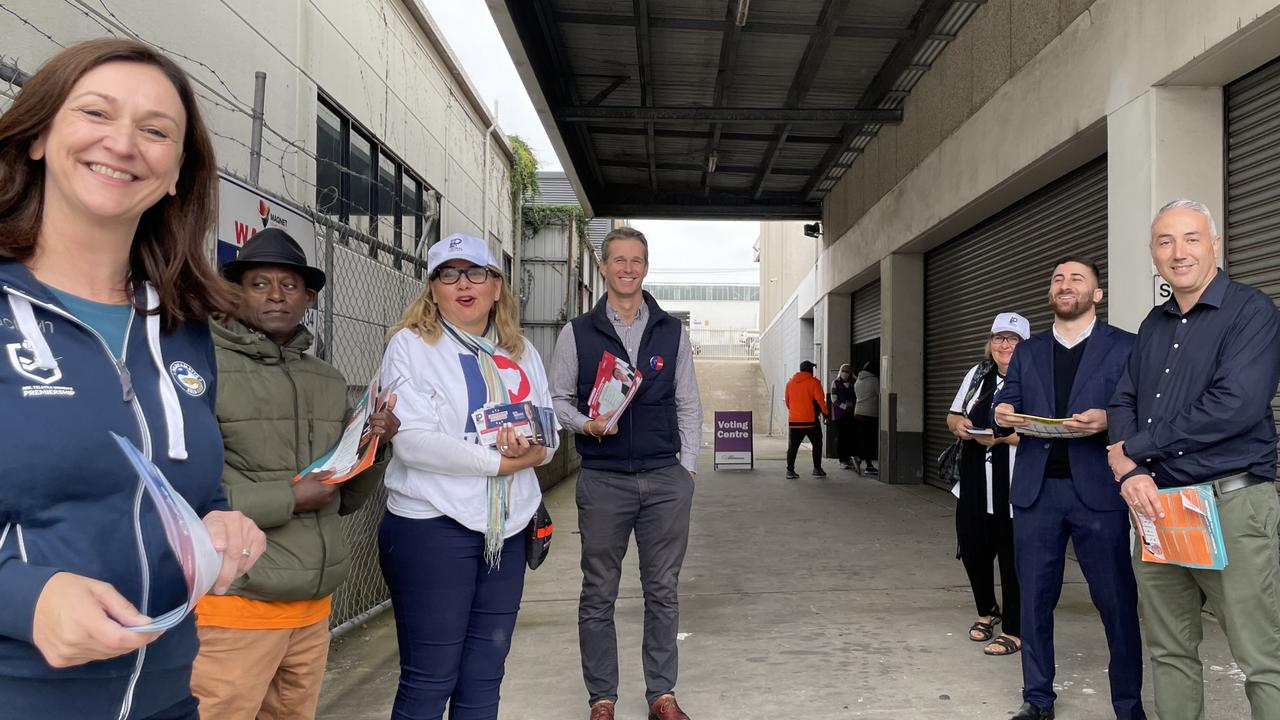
[191,228,400,720]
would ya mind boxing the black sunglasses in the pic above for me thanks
[432,266,495,285]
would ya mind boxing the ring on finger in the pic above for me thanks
[240,548,252,558]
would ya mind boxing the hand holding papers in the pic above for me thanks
[472,402,560,449]
[110,433,222,632]
[1136,486,1228,570]
[1008,413,1092,439]
[588,352,642,434]
[296,373,404,485]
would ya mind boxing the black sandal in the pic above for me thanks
[968,614,1000,642]
[984,635,1021,656]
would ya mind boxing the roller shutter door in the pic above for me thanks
[852,281,882,343]
[922,158,1108,487]
[1225,60,1280,458]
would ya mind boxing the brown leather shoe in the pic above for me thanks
[648,694,691,720]
[589,700,615,720]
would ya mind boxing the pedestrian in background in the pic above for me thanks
[945,313,1028,658]
[830,363,857,470]
[785,360,829,479]
[378,234,553,720]
[852,362,880,475]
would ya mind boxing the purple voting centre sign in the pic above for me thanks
[713,411,753,470]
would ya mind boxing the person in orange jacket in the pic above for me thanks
[784,360,830,479]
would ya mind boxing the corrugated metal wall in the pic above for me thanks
[1225,59,1280,449]
[922,158,1108,486]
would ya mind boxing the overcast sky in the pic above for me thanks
[422,0,761,282]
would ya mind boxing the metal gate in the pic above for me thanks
[922,158,1108,488]
[1226,59,1280,452]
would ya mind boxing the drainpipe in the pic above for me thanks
[481,100,498,249]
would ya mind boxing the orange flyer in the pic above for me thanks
[1136,486,1227,570]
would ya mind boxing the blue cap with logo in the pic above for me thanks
[427,233,499,276]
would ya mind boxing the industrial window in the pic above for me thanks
[315,95,441,255]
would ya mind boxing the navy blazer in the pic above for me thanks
[995,321,1135,512]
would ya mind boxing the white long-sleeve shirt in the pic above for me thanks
[379,327,554,536]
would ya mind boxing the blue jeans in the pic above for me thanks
[379,512,527,720]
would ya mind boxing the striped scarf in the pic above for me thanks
[442,319,512,569]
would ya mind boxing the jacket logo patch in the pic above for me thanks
[7,341,74,397]
[169,361,207,397]
[7,341,62,385]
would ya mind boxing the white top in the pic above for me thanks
[1052,317,1096,349]
[379,328,554,536]
[853,371,879,417]
[949,363,1015,517]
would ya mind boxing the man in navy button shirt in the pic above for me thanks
[1108,199,1280,720]
[994,258,1144,720]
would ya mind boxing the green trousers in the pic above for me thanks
[1132,481,1280,720]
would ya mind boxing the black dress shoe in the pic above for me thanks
[1010,702,1054,720]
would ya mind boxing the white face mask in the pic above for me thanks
[839,372,850,380]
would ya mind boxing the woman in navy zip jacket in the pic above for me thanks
[0,40,265,719]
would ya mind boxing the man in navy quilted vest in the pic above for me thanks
[551,227,702,720]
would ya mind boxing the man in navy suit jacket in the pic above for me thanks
[993,258,1145,720]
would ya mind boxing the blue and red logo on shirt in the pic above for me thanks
[650,355,664,372]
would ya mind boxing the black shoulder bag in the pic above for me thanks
[937,359,997,486]
[526,501,553,570]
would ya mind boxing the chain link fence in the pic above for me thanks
[306,215,429,635]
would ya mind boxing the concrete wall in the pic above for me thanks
[2,0,514,260]
[757,221,819,329]
[758,296,800,435]
[811,0,1280,483]
[822,0,1102,242]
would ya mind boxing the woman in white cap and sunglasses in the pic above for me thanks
[377,234,554,719]
[945,312,1029,657]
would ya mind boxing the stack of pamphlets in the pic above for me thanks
[587,351,642,434]
[472,401,560,449]
[1009,413,1092,439]
[110,433,222,632]
[1137,485,1228,570]
[296,373,405,484]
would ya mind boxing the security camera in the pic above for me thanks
[803,222,822,239]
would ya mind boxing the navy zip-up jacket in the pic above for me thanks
[0,259,226,718]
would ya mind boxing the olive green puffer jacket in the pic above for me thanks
[213,317,386,601]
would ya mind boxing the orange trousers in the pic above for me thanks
[191,618,331,720]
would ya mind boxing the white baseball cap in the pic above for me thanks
[427,233,499,276]
[991,312,1031,340]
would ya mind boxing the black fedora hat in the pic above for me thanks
[221,228,326,291]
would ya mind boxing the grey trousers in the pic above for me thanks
[576,463,694,706]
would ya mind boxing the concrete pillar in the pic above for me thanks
[1107,86,1224,332]
[819,292,852,385]
[879,253,924,484]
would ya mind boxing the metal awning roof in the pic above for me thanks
[489,0,984,219]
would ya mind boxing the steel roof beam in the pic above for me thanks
[702,2,745,196]
[632,0,658,191]
[559,106,902,123]
[589,126,851,144]
[554,11,909,40]
[752,0,853,200]
[802,0,958,199]
[598,158,813,175]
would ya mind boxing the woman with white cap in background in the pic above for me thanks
[945,312,1029,657]
[377,234,554,720]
